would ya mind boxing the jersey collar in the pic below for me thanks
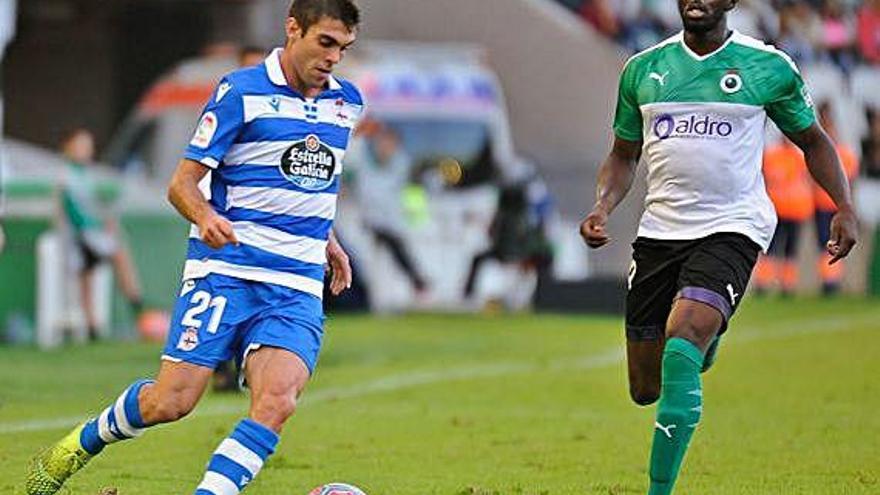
[677,30,739,62]
[265,47,342,92]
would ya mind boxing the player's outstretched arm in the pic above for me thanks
[580,137,642,249]
[787,124,858,263]
[167,158,238,249]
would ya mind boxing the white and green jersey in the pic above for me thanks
[613,30,816,250]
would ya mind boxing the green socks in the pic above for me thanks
[648,337,704,495]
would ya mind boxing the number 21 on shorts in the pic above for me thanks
[181,290,227,334]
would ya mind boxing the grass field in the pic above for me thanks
[0,298,878,495]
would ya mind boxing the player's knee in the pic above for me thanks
[251,391,298,429]
[630,385,660,406]
[667,319,713,350]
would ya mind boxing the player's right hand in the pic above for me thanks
[579,208,610,249]
[198,214,239,249]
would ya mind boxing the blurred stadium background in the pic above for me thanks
[0,0,878,493]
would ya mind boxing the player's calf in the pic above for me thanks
[630,382,661,406]
[626,339,664,406]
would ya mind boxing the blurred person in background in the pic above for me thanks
[857,0,880,63]
[0,0,16,256]
[60,128,144,340]
[777,0,823,64]
[755,137,815,296]
[728,0,779,40]
[351,120,429,296]
[238,45,267,67]
[819,0,857,73]
[863,107,880,178]
[462,180,553,302]
[813,101,858,294]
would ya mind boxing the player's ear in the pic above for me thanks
[285,16,303,42]
[726,0,739,12]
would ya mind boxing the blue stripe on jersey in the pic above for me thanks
[238,119,351,149]
[210,173,228,212]
[219,166,341,194]
[187,239,326,282]
[225,207,332,241]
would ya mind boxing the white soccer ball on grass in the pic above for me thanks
[307,482,367,495]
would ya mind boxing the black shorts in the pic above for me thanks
[625,232,760,342]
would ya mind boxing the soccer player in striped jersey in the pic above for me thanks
[26,1,364,494]
[579,1,858,494]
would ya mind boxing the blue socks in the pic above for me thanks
[194,418,279,494]
[79,379,154,455]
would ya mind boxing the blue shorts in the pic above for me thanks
[161,273,325,374]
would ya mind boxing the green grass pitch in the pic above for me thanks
[0,298,878,494]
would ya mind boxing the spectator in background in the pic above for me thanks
[463,181,553,300]
[60,128,143,340]
[352,121,429,296]
[778,1,823,64]
[729,0,780,40]
[0,0,16,257]
[813,101,859,294]
[819,0,857,72]
[755,137,815,296]
[857,0,880,63]
[238,45,266,67]
[578,0,619,37]
[863,107,880,178]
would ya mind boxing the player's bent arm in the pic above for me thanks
[167,159,238,249]
[594,137,642,215]
[786,124,854,212]
[786,124,858,261]
[580,137,641,249]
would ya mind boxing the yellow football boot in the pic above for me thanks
[26,423,94,495]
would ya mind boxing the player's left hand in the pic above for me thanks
[827,206,858,265]
[326,236,352,296]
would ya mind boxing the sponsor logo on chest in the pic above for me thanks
[652,113,734,141]
[279,134,337,191]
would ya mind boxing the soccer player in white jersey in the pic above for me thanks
[26,1,363,493]
[579,1,857,494]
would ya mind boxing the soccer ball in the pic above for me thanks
[307,483,367,495]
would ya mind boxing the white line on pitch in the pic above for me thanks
[0,311,875,435]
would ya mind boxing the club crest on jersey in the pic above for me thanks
[177,327,199,352]
[719,71,743,94]
[279,134,336,191]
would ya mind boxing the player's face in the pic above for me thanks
[286,16,356,92]
[678,0,736,33]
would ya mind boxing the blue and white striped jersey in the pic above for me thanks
[181,48,365,299]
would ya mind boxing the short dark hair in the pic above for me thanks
[289,0,360,34]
